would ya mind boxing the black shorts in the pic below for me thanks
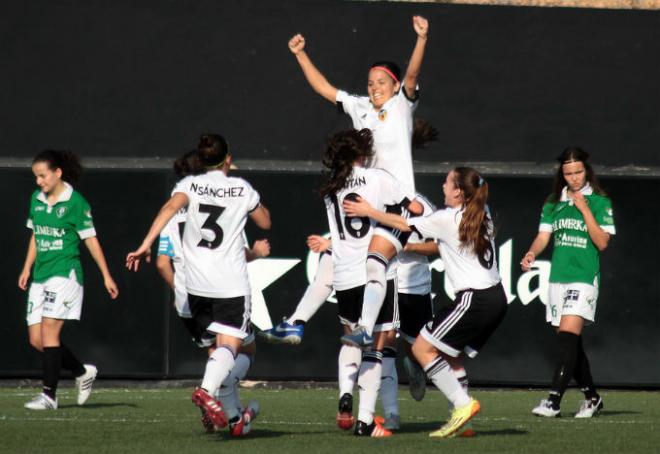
[374,204,413,251]
[188,294,252,340]
[178,316,216,349]
[420,282,507,358]
[336,279,399,332]
[398,292,434,343]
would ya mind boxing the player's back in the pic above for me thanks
[174,171,260,298]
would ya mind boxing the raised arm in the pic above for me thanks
[343,197,411,232]
[520,231,552,271]
[84,236,119,299]
[18,233,37,290]
[572,192,610,251]
[289,34,338,104]
[126,192,188,271]
[403,16,429,99]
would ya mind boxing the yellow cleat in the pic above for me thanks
[429,398,481,438]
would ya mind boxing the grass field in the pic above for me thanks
[1,385,659,454]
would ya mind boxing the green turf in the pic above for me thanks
[1,386,659,454]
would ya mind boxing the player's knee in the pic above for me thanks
[366,253,388,283]
[28,337,43,352]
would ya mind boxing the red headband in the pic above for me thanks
[370,66,399,84]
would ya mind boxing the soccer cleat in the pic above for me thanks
[336,393,355,430]
[429,398,480,438]
[340,326,373,348]
[383,413,400,431]
[403,356,426,401]
[75,364,98,405]
[201,410,221,433]
[354,416,392,437]
[457,423,476,438]
[259,319,304,345]
[24,393,58,410]
[192,387,228,429]
[532,398,561,418]
[229,400,260,436]
[575,396,603,418]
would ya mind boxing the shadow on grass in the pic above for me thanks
[473,428,527,437]
[599,410,642,417]
[58,403,139,409]
[397,423,527,437]
[213,429,293,440]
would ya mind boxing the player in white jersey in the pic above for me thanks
[320,129,423,437]
[289,16,432,347]
[127,134,271,433]
[344,167,508,438]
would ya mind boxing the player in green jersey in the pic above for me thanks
[18,150,119,410]
[521,147,615,418]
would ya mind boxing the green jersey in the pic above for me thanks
[539,185,615,285]
[27,183,96,285]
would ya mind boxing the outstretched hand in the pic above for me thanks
[307,234,330,253]
[413,15,429,38]
[342,196,372,218]
[126,246,151,272]
[288,34,306,55]
[105,276,119,300]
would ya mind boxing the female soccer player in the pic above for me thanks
[288,16,432,346]
[320,128,422,437]
[521,147,615,418]
[126,134,271,431]
[19,150,119,410]
[344,167,508,438]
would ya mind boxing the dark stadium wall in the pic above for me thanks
[2,169,659,387]
[0,0,658,166]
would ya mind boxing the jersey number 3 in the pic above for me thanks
[197,204,225,249]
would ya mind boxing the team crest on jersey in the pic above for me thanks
[56,206,67,218]
[378,109,388,121]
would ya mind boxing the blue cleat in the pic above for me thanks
[259,319,304,345]
[340,326,373,348]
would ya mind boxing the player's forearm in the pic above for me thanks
[84,237,114,280]
[296,51,338,103]
[580,208,610,251]
[527,232,551,258]
[367,207,412,232]
[22,234,37,272]
[404,35,427,95]
[406,241,438,257]
[155,257,175,289]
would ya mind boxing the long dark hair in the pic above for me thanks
[320,129,374,199]
[173,149,202,180]
[550,147,604,202]
[453,167,494,266]
[197,134,230,168]
[32,150,82,184]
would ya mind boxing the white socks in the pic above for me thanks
[287,252,333,323]
[216,353,252,421]
[359,254,388,335]
[201,345,235,396]
[338,344,362,396]
[357,351,383,425]
[424,356,471,408]
[379,347,399,416]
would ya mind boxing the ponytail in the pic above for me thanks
[32,150,82,184]
[320,129,374,199]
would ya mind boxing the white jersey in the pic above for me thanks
[157,207,189,317]
[336,88,418,193]
[174,171,260,298]
[397,194,436,295]
[325,166,415,291]
[408,206,501,292]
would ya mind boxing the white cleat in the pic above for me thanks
[532,399,560,417]
[575,396,603,418]
[24,393,58,410]
[75,364,98,405]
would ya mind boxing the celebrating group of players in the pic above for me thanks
[20,14,616,441]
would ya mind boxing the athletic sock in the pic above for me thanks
[448,367,469,410]
[60,344,85,377]
[549,331,579,404]
[42,346,62,399]
[357,350,383,425]
[380,347,399,416]
[574,336,599,400]
[338,344,362,396]
[424,355,471,408]
[287,252,333,324]
[359,254,388,335]
[200,345,235,396]
[217,353,252,421]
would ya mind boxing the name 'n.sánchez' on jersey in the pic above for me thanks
[344,175,366,190]
[189,182,245,198]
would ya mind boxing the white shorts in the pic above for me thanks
[547,282,598,327]
[27,271,84,326]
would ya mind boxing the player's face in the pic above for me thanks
[442,171,462,207]
[562,161,587,193]
[367,69,400,110]
[32,162,62,194]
